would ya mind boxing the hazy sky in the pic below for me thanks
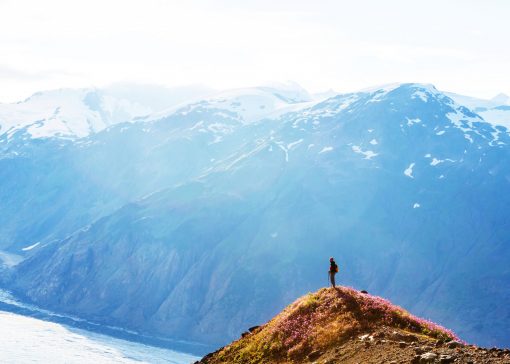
[1,0,509,102]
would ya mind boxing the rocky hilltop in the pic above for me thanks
[198,287,510,364]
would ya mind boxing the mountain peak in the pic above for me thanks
[358,82,438,94]
[198,286,486,363]
[491,93,510,105]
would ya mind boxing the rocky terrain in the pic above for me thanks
[198,287,510,364]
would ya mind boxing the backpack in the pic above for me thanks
[331,262,339,273]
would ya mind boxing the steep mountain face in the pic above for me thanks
[2,83,510,350]
[0,100,244,251]
[0,83,316,252]
[198,287,509,364]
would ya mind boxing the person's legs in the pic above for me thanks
[330,272,336,288]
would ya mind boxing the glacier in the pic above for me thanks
[0,310,199,364]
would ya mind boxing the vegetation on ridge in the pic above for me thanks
[206,286,458,363]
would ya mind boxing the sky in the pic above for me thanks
[0,0,509,102]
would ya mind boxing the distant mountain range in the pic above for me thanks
[0,83,214,139]
[0,82,509,349]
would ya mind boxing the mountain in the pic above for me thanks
[197,287,509,364]
[2,83,510,351]
[445,91,510,129]
[0,84,214,139]
[490,93,510,105]
[0,82,315,253]
[142,81,314,124]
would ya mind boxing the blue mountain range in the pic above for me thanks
[0,83,509,349]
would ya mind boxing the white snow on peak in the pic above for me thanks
[491,93,510,105]
[359,83,440,104]
[0,88,150,140]
[0,84,218,140]
[358,82,402,94]
[446,91,510,110]
[404,163,415,178]
[445,91,510,129]
[259,81,312,103]
[153,83,318,124]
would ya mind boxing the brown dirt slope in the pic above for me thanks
[197,287,510,364]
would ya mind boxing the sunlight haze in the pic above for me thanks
[0,0,509,102]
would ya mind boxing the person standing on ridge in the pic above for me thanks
[329,257,339,288]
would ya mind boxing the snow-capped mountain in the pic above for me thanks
[445,91,510,129]
[2,83,509,351]
[0,84,214,140]
[0,88,146,139]
[145,81,315,124]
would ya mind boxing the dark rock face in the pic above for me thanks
[2,84,510,348]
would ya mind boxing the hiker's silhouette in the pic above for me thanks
[328,257,338,288]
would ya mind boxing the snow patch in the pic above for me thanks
[430,158,443,166]
[369,139,378,145]
[413,203,421,209]
[351,145,378,160]
[319,146,334,154]
[412,91,428,102]
[406,117,421,126]
[287,139,303,150]
[404,163,415,178]
[21,242,40,251]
